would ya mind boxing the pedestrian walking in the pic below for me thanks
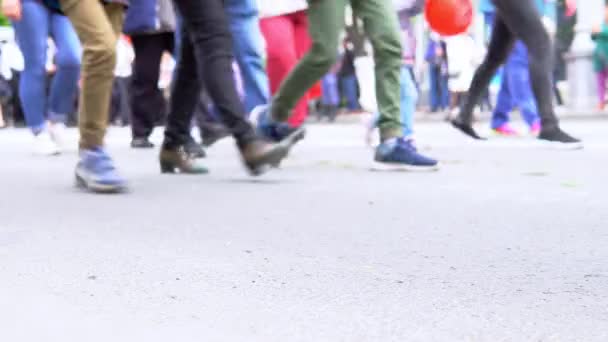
[124,2,167,143]
[450,0,581,147]
[258,0,314,129]
[2,0,81,155]
[252,0,438,170]
[367,0,432,147]
[159,0,300,176]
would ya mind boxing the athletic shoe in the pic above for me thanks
[33,131,60,156]
[75,147,127,193]
[49,122,67,149]
[530,122,541,136]
[251,105,306,143]
[492,123,519,137]
[131,137,155,149]
[538,128,583,149]
[373,138,439,171]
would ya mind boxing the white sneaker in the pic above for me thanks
[33,131,60,156]
[49,122,67,150]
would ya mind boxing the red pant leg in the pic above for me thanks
[287,10,314,127]
[260,11,311,127]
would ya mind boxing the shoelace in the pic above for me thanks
[396,138,417,153]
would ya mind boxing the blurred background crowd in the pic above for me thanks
[0,0,605,151]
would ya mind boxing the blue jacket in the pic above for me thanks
[124,0,175,35]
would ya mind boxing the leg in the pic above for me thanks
[597,69,607,108]
[225,0,269,112]
[441,74,450,110]
[270,0,346,122]
[341,74,360,111]
[172,0,257,147]
[130,33,166,140]
[491,69,513,129]
[48,12,81,124]
[109,77,130,125]
[61,0,122,149]
[352,0,403,140]
[61,0,127,192]
[260,14,299,113]
[453,15,515,139]
[322,73,340,121]
[428,66,439,112]
[172,0,298,175]
[509,63,540,127]
[11,2,50,134]
[553,79,564,106]
[164,25,203,149]
[287,10,314,127]
[400,65,418,138]
[493,0,558,132]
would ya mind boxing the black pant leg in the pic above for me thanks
[493,0,559,130]
[131,34,166,139]
[171,0,256,148]
[164,25,203,148]
[460,16,515,123]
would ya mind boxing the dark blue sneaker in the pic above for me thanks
[75,147,127,193]
[250,105,306,144]
[373,138,439,171]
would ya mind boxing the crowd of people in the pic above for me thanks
[0,0,596,194]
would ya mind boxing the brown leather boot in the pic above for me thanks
[159,145,209,174]
[239,139,289,176]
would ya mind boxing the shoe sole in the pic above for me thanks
[371,161,440,172]
[282,126,306,146]
[537,139,584,150]
[131,144,155,149]
[244,127,305,176]
[75,172,127,194]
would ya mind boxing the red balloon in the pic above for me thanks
[425,0,474,36]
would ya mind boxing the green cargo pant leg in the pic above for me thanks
[353,0,403,141]
[271,0,347,122]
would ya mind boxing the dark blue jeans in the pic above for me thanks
[428,66,449,112]
[339,74,360,111]
[491,62,540,129]
[13,1,81,133]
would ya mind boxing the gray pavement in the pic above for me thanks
[1,119,607,341]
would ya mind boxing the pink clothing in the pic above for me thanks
[260,10,312,127]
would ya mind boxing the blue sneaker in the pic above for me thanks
[250,105,306,143]
[75,148,127,193]
[373,138,439,171]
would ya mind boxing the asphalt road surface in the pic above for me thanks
[1,119,607,341]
